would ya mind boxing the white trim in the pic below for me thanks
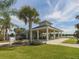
[27,26,62,32]
[48,27,62,32]
[32,27,47,31]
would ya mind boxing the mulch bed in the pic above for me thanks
[0,42,29,47]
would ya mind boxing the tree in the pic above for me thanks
[14,28,26,40]
[0,0,16,10]
[14,28,25,35]
[75,15,79,20]
[0,15,11,40]
[0,0,16,40]
[75,23,79,29]
[17,6,40,43]
[74,15,79,43]
[75,15,79,29]
[74,30,79,40]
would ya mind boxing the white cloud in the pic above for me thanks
[61,27,75,34]
[51,11,63,19]
[53,0,62,11]
[62,0,79,15]
[44,0,79,22]
[11,16,26,28]
[46,0,52,7]
[44,10,71,22]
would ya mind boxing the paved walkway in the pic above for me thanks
[47,38,79,48]
[0,38,79,48]
[0,42,9,46]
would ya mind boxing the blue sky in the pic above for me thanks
[11,0,79,34]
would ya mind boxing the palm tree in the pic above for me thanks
[0,14,12,40]
[0,19,5,40]
[75,15,79,29]
[0,0,16,10]
[0,0,16,40]
[76,15,79,19]
[75,23,79,29]
[17,6,40,43]
[74,15,79,42]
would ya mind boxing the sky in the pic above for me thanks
[11,0,79,34]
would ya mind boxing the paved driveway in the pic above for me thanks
[47,38,79,48]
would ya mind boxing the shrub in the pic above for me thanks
[9,33,15,37]
[74,30,79,41]
[30,40,43,45]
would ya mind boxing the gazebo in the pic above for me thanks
[27,20,63,41]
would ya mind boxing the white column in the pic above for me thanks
[3,29,6,40]
[37,30,39,40]
[58,32,60,38]
[53,30,56,39]
[60,32,62,38]
[46,28,49,41]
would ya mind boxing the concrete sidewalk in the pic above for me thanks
[47,38,68,44]
[0,42,9,46]
[0,38,79,48]
[47,38,79,48]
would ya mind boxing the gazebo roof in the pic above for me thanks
[39,20,52,25]
[32,25,63,32]
[32,20,63,32]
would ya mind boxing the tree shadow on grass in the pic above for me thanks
[0,41,44,51]
[0,42,29,51]
[0,45,15,51]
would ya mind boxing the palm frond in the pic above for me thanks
[76,15,79,19]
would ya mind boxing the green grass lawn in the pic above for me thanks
[0,45,79,59]
[63,38,77,44]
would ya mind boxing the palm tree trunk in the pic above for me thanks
[1,27,5,40]
[3,29,6,40]
[5,28,7,40]
[29,20,32,43]
[5,28,9,40]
